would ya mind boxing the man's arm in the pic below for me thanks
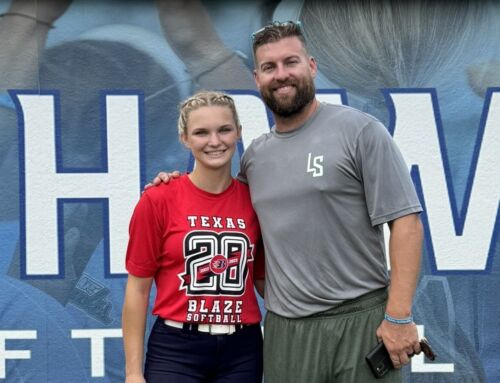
[0,0,71,89]
[376,213,423,368]
[122,275,154,383]
[155,0,254,90]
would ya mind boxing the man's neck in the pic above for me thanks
[274,98,319,133]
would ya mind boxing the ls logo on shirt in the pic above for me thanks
[307,152,324,177]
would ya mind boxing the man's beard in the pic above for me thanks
[261,77,316,118]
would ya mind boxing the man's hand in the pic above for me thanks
[144,170,181,190]
[376,320,421,369]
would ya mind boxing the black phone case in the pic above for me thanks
[365,342,393,378]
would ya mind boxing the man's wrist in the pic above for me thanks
[384,312,413,325]
[0,12,54,29]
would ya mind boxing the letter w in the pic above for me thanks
[386,89,500,272]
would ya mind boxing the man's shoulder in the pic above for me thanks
[318,103,385,138]
[320,102,380,125]
[243,130,274,154]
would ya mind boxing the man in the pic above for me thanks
[153,21,423,382]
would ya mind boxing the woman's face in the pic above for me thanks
[181,105,240,173]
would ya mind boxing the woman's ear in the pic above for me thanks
[180,133,190,149]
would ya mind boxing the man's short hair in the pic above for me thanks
[251,21,306,58]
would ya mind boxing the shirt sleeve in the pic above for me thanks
[125,192,164,277]
[236,144,251,184]
[355,121,423,226]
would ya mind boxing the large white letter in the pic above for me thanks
[15,91,142,277]
[71,328,122,377]
[411,325,454,373]
[387,89,500,271]
[0,330,37,379]
[232,92,270,149]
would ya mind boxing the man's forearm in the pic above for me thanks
[385,213,423,318]
[0,0,70,89]
[0,17,50,89]
[155,0,254,89]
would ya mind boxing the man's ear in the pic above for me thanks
[309,56,318,78]
[253,69,261,90]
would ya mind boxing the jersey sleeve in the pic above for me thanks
[125,192,164,277]
[355,121,422,226]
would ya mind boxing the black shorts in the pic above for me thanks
[144,317,263,383]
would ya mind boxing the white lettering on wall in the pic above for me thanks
[0,330,37,379]
[71,328,122,377]
[388,90,499,271]
[412,325,454,373]
[16,92,142,276]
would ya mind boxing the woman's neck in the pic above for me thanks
[188,167,233,194]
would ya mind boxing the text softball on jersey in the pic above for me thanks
[178,215,255,323]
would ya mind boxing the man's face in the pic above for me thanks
[253,36,317,117]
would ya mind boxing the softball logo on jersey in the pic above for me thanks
[178,231,254,296]
[210,255,228,274]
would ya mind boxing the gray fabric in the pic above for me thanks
[238,103,422,318]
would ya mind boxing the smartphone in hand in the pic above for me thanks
[365,341,392,378]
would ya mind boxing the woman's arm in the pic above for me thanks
[122,274,154,383]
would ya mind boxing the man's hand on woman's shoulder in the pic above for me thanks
[144,170,181,190]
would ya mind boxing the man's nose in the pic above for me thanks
[274,63,289,81]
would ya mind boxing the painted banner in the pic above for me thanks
[0,0,499,381]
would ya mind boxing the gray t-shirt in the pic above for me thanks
[239,103,422,318]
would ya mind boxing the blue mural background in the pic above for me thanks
[1,0,499,381]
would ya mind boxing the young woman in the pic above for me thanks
[122,91,264,383]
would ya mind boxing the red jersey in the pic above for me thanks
[126,175,264,324]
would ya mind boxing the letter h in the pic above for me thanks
[11,90,144,278]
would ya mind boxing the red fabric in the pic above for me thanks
[126,175,264,324]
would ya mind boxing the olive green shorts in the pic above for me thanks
[263,288,402,383]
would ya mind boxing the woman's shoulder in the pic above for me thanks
[142,175,186,202]
[234,178,250,190]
